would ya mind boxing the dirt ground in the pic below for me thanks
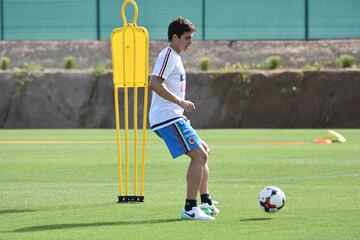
[0,40,359,71]
[182,39,360,70]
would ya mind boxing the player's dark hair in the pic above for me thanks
[168,17,196,42]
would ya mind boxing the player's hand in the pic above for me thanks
[179,100,195,113]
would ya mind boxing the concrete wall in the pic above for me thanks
[0,70,359,129]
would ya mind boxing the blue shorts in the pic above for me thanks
[154,119,202,159]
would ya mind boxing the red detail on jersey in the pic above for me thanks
[159,48,171,77]
[189,137,195,144]
[181,83,186,92]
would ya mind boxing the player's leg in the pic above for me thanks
[181,145,214,220]
[155,119,214,220]
[186,146,208,200]
[198,140,220,216]
[199,140,210,194]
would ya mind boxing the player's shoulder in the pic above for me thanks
[158,46,179,60]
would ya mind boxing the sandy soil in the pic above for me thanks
[0,40,359,71]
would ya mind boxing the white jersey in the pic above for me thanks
[149,46,186,129]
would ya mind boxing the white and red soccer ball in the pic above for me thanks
[259,186,286,213]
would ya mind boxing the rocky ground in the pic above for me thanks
[0,40,359,71]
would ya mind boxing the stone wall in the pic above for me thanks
[0,70,359,129]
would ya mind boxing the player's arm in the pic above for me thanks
[149,75,195,113]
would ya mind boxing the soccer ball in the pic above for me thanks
[259,186,286,213]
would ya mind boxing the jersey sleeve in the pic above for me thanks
[151,48,176,80]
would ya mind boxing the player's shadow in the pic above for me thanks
[239,217,272,222]
[0,209,37,215]
[11,219,182,232]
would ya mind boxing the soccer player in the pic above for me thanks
[149,17,219,221]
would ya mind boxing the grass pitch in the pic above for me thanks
[0,129,359,240]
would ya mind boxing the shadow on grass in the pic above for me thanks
[0,209,37,215]
[11,219,182,232]
[239,217,272,222]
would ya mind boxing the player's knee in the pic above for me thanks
[188,147,208,165]
[201,141,210,155]
[197,150,208,165]
[206,147,211,155]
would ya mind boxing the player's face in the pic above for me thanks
[179,32,193,52]
[173,32,193,53]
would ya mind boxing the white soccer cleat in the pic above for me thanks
[199,202,220,216]
[180,207,215,221]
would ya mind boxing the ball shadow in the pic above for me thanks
[239,217,272,222]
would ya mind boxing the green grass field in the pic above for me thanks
[0,129,359,240]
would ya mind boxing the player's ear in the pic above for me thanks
[172,34,179,41]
